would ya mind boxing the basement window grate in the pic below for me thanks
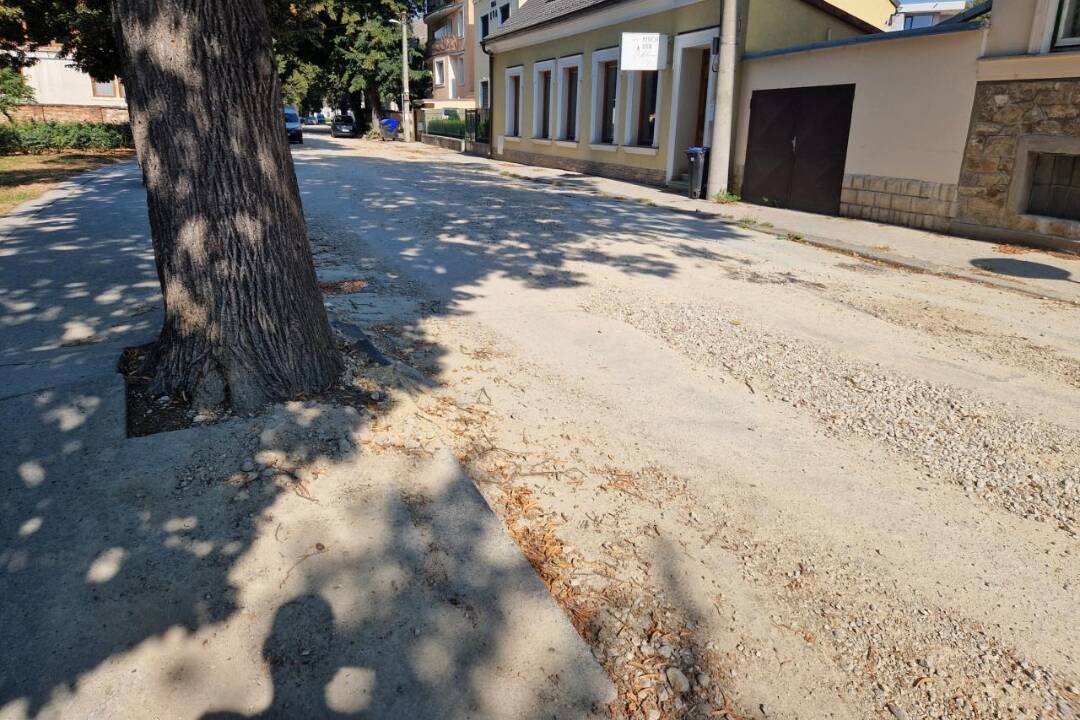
[1027,152,1080,222]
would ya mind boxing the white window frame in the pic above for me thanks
[589,46,621,145]
[449,55,464,99]
[622,69,664,149]
[434,59,445,86]
[532,59,555,140]
[1054,0,1080,48]
[504,65,524,138]
[555,54,583,144]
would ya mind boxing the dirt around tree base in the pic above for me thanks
[119,344,195,437]
[120,342,382,438]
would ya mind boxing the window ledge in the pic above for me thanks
[504,135,521,142]
[531,137,552,144]
[555,140,579,148]
[589,143,618,152]
[623,145,658,156]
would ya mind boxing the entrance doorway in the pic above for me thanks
[742,84,855,215]
[664,28,719,184]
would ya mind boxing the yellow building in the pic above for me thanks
[482,0,884,187]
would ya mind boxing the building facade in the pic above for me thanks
[8,48,127,123]
[952,0,1080,248]
[424,0,478,109]
[483,0,883,187]
[734,0,1080,251]
[473,0,529,109]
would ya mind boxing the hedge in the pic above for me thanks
[426,118,465,139]
[0,121,134,154]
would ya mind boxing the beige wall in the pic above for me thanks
[828,0,897,28]
[985,0,1040,56]
[744,0,868,52]
[490,0,876,181]
[23,52,126,108]
[736,26,986,186]
[491,1,719,180]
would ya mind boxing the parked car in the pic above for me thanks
[316,113,326,124]
[284,108,303,144]
[302,115,316,125]
[330,114,357,138]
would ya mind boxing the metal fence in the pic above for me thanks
[420,108,465,139]
[465,108,490,144]
[420,107,490,144]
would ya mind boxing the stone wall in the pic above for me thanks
[4,104,129,123]
[954,78,1080,250]
[421,133,465,152]
[494,146,666,186]
[840,174,958,232]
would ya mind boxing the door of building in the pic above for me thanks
[693,49,710,147]
[742,84,855,215]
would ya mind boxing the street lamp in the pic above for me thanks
[389,14,414,142]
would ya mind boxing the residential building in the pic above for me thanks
[885,1,967,30]
[8,47,127,123]
[733,0,1080,251]
[483,0,884,187]
[474,0,529,109]
[424,0,478,110]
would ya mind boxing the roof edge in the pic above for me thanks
[485,0,883,48]
[743,17,986,61]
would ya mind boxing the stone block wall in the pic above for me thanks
[840,174,958,232]
[4,104,129,123]
[495,146,666,187]
[954,78,1080,250]
[421,133,465,152]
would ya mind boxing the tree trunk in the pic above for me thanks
[364,87,382,129]
[110,0,342,414]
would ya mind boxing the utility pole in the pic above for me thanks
[706,0,740,200]
[400,11,414,142]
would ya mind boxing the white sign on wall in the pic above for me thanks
[620,32,669,71]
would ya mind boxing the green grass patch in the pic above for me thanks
[0,151,133,215]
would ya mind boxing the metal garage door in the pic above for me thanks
[742,84,855,216]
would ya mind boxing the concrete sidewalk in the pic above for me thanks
[413,142,1080,305]
[0,159,613,719]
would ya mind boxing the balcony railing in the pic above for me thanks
[426,35,464,57]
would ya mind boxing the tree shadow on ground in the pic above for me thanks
[1,135,756,718]
[971,257,1077,283]
[296,142,755,315]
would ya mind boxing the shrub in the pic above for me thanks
[0,121,134,154]
[0,123,18,154]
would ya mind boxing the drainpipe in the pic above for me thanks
[481,36,495,158]
[706,0,741,200]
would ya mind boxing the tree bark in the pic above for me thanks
[110,0,342,414]
[364,87,382,129]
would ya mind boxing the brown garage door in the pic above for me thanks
[742,84,855,216]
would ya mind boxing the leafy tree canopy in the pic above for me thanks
[0,0,429,113]
[0,65,33,119]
